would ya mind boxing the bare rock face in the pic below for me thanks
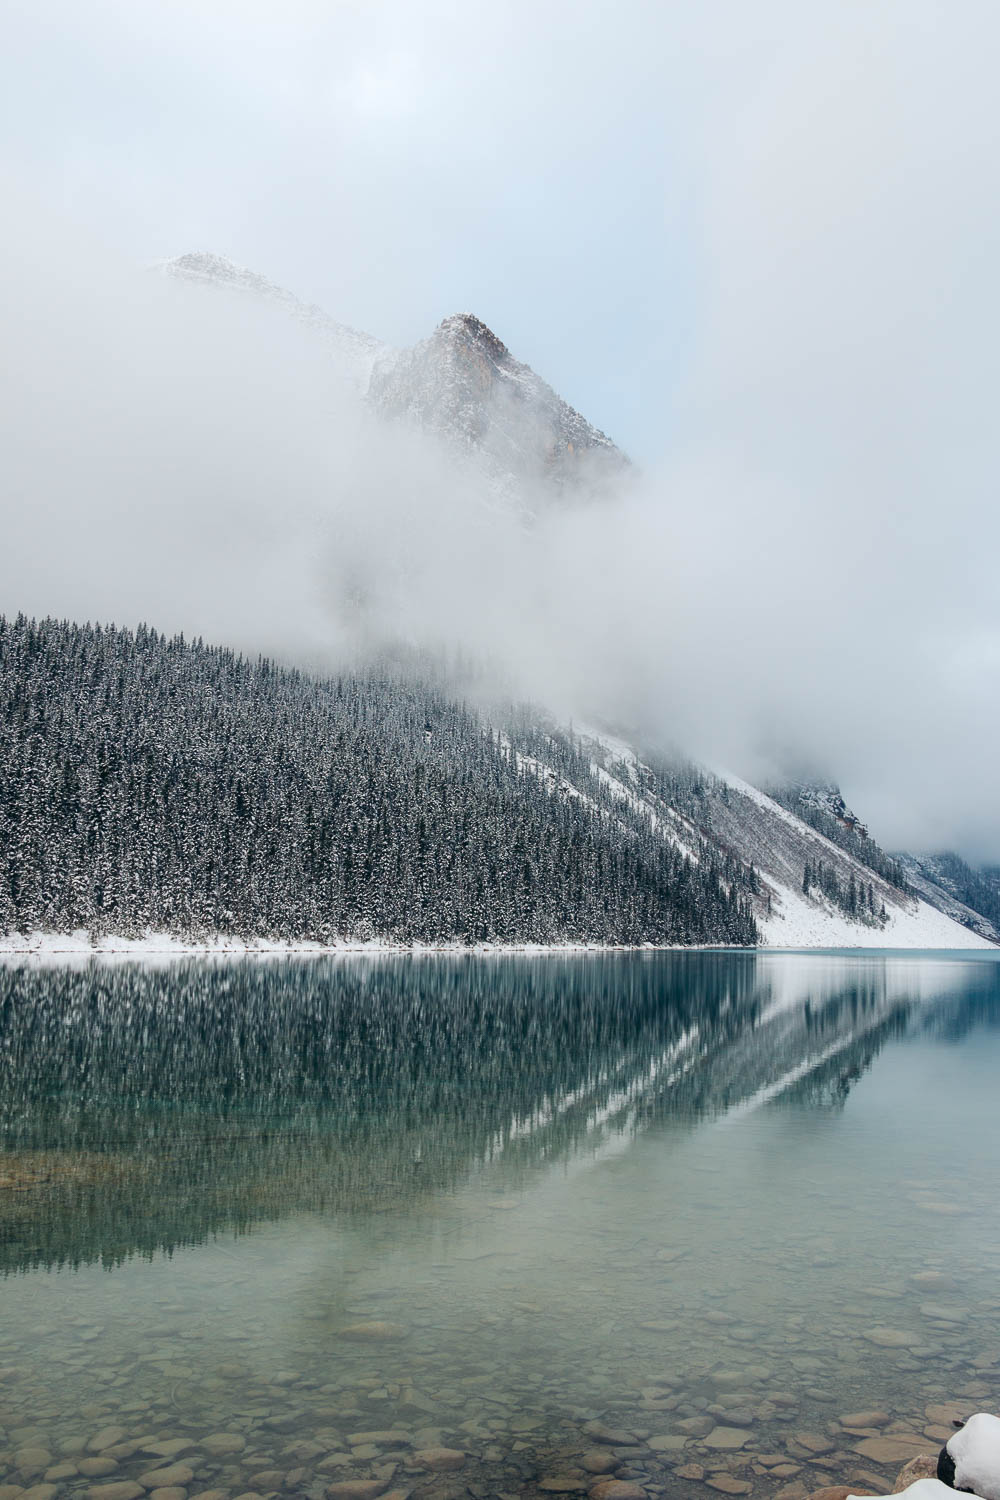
[582,1421,640,1447]
[368,313,628,504]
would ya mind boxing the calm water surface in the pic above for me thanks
[1,951,999,1500]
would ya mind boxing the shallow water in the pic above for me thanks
[0,951,999,1500]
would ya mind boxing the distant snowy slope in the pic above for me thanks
[160,252,387,393]
[896,851,1000,944]
[564,733,994,949]
[707,774,993,949]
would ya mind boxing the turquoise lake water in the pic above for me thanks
[0,951,998,1500]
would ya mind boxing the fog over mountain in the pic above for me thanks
[1,1,999,860]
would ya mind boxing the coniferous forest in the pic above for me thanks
[0,616,758,946]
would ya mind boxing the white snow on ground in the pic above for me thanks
[856,1485,955,1500]
[0,930,702,961]
[761,876,995,949]
[947,1414,1000,1500]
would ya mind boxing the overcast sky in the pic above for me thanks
[1,1,999,858]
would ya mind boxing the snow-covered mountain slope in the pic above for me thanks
[569,731,996,950]
[896,852,1000,944]
[160,254,627,507]
[161,252,387,394]
[368,312,628,501]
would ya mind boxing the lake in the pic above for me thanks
[0,951,998,1500]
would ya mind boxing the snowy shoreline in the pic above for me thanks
[0,928,996,962]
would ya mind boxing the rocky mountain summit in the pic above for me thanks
[368,311,627,502]
[161,253,627,505]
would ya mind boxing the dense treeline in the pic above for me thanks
[0,616,758,946]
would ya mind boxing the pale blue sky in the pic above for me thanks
[2,1,714,458]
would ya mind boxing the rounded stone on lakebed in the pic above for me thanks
[317,1454,353,1473]
[57,1436,90,1457]
[198,1435,245,1457]
[925,1404,966,1427]
[792,1433,834,1455]
[588,1482,648,1500]
[863,1329,914,1348]
[702,1427,753,1450]
[137,1466,195,1489]
[78,1460,120,1478]
[704,1477,750,1495]
[88,1484,145,1500]
[325,1482,390,1500]
[88,1429,129,1455]
[911,1272,954,1291]
[142,1443,194,1461]
[412,1447,466,1471]
[839,1412,890,1430]
[678,1417,715,1438]
[583,1422,639,1447]
[15,1451,52,1478]
[580,1452,621,1474]
[148,1489,188,1500]
[853,1436,930,1465]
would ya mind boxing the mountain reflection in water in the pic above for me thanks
[1,951,997,1276]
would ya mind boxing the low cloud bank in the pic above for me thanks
[1,182,998,860]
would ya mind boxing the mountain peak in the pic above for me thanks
[161,251,628,505]
[435,313,511,363]
[369,310,628,501]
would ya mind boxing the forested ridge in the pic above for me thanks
[0,616,758,946]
